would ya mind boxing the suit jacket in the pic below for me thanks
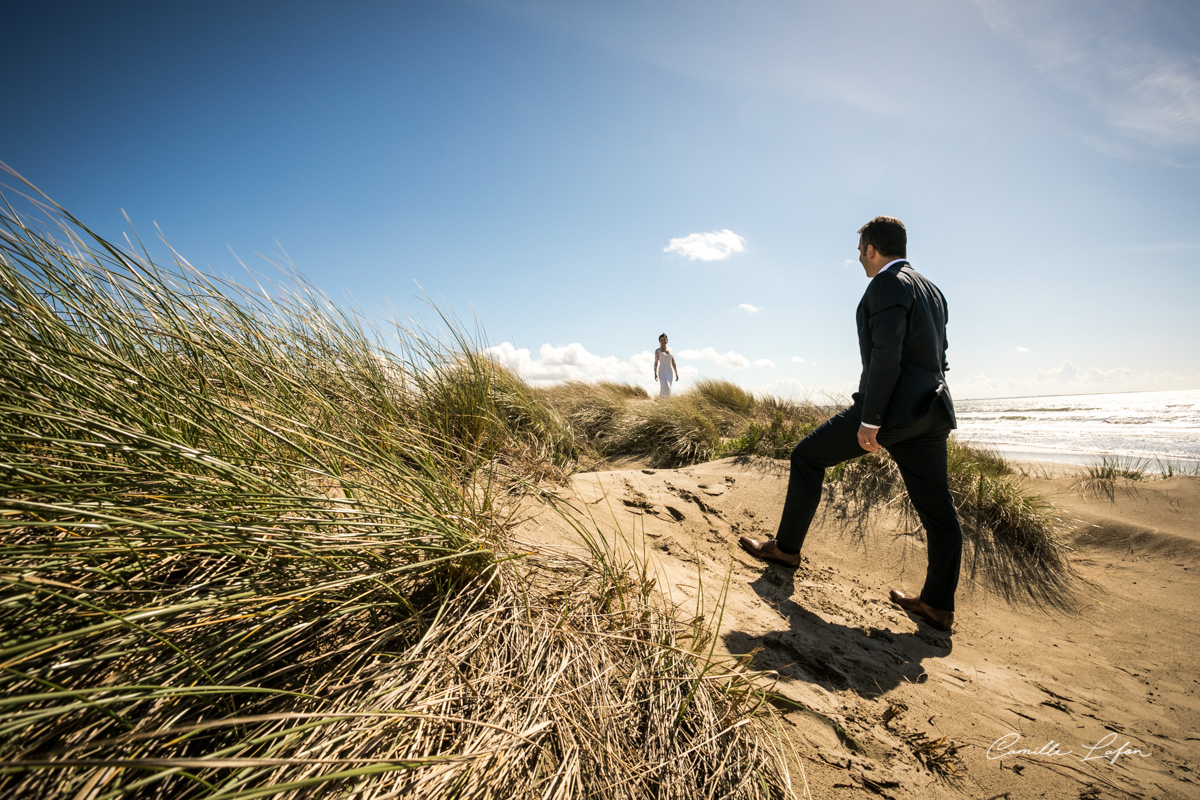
[854,261,956,429]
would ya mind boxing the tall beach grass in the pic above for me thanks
[824,441,1074,607]
[534,376,1073,607]
[533,380,825,467]
[0,170,793,799]
[536,380,1074,607]
[0,164,1080,797]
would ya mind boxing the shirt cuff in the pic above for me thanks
[860,422,881,429]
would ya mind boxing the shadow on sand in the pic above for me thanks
[725,569,953,698]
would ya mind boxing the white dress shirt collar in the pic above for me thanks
[874,258,907,277]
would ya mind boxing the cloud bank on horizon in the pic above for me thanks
[483,341,778,388]
[955,362,1198,399]
[485,341,1199,401]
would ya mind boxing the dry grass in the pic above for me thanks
[823,440,1075,608]
[693,378,757,416]
[2,550,795,799]
[904,732,964,780]
[604,394,724,467]
[533,381,649,467]
[0,167,795,799]
[534,380,826,467]
[537,377,1075,609]
[1071,455,1150,500]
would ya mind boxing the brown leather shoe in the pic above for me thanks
[889,589,954,632]
[738,536,800,570]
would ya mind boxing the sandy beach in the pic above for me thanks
[516,458,1200,800]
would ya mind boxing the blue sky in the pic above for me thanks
[4,0,1198,400]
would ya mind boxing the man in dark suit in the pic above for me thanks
[739,216,962,632]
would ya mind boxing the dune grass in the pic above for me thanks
[409,348,580,484]
[0,164,1083,796]
[1152,456,1200,477]
[0,172,793,799]
[530,381,648,468]
[692,377,757,416]
[825,441,1074,607]
[534,384,722,467]
[536,379,1073,606]
[533,380,825,467]
[536,377,1074,607]
[605,395,724,467]
[1071,454,1152,500]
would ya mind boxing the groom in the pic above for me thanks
[739,216,963,632]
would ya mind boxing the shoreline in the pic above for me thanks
[952,388,1200,473]
[956,387,1200,402]
[953,441,1200,474]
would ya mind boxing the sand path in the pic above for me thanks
[515,459,1200,800]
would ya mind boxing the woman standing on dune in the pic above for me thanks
[654,333,679,397]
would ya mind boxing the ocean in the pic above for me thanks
[952,389,1200,470]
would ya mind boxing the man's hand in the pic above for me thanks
[857,424,882,452]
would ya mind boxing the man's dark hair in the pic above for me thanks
[857,216,907,258]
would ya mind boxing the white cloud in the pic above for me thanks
[736,303,761,314]
[483,341,780,386]
[1015,346,1030,353]
[791,356,807,364]
[484,341,651,386]
[1035,361,1133,384]
[678,347,750,369]
[664,229,746,261]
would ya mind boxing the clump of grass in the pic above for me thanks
[533,380,648,464]
[606,394,723,467]
[719,413,817,460]
[904,731,964,780]
[411,348,580,483]
[536,379,827,466]
[1073,455,1150,500]
[1090,455,1150,481]
[1153,456,1200,477]
[714,392,824,460]
[694,377,757,415]
[953,447,1074,608]
[824,440,1074,607]
[0,169,793,799]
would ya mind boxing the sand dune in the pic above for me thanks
[517,459,1200,800]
